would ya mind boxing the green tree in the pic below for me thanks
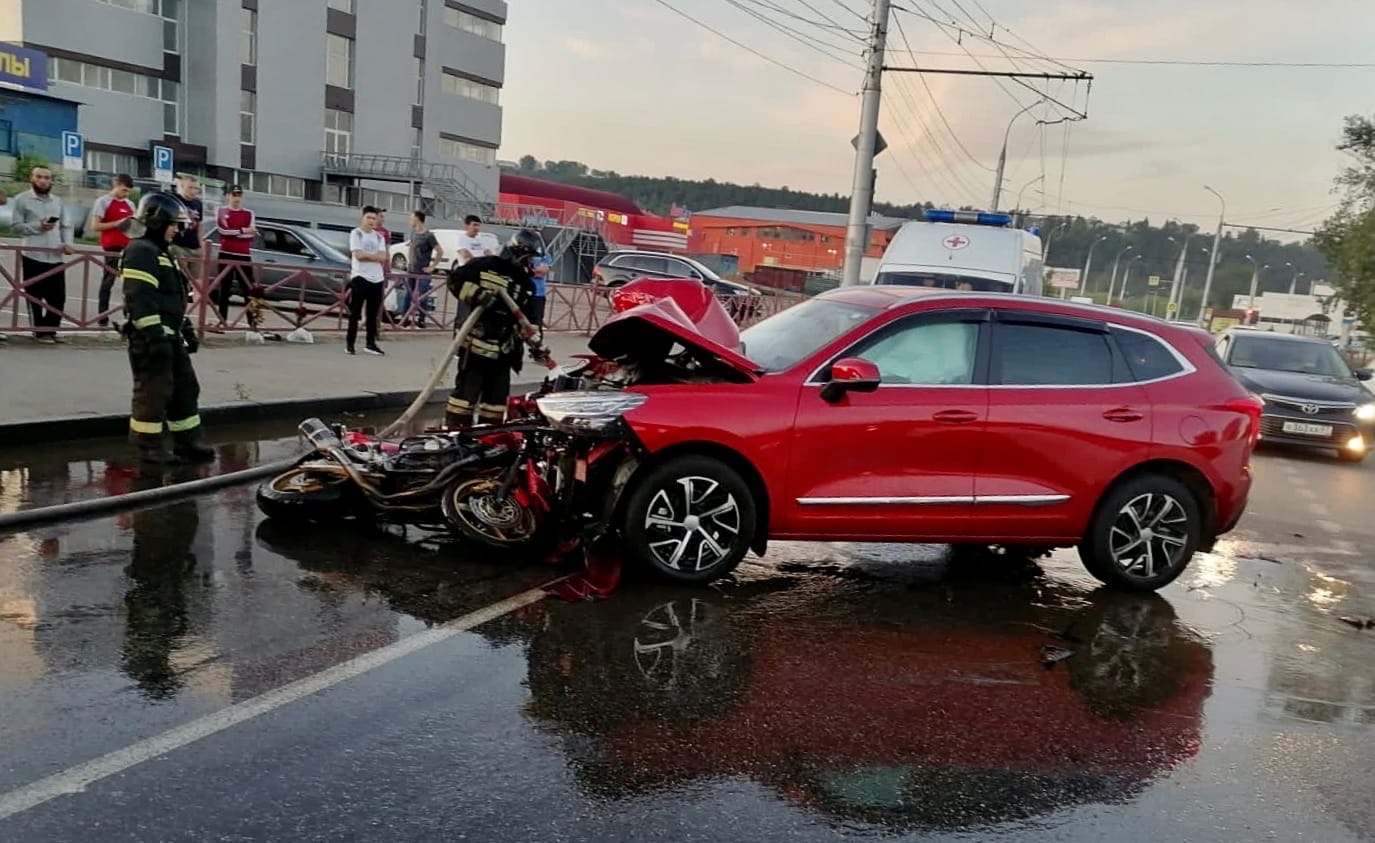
[1315,115,1375,326]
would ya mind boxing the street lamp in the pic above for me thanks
[1013,175,1044,219]
[1082,235,1109,294]
[1198,185,1226,326]
[990,100,1042,211]
[1121,255,1145,309]
[1042,221,1069,261]
[1108,245,1135,305]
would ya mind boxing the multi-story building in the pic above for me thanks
[1,0,506,213]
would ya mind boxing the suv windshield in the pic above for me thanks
[875,271,1012,292]
[1229,334,1352,378]
[739,299,877,372]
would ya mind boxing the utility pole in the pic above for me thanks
[1107,245,1134,305]
[1167,235,1190,314]
[1082,235,1108,294]
[841,0,892,288]
[991,101,1039,212]
[1198,186,1225,327]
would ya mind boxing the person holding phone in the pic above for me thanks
[11,167,75,343]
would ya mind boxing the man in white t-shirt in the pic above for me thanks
[454,215,490,266]
[346,206,389,356]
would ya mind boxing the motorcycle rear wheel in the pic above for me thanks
[442,475,542,550]
[256,468,354,522]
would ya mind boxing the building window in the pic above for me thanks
[47,57,179,130]
[324,108,353,156]
[443,7,502,42]
[326,34,354,89]
[235,170,306,199]
[438,137,496,166]
[85,150,140,175]
[241,8,257,65]
[414,57,425,106]
[440,71,499,105]
[159,0,180,53]
[96,0,158,14]
[327,0,355,11]
[411,127,422,158]
[240,91,256,144]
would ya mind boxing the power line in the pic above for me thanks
[649,0,854,94]
[883,49,1375,69]
[825,0,870,23]
[726,0,867,59]
[768,0,868,39]
[890,12,994,172]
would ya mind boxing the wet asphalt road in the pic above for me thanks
[0,435,1373,841]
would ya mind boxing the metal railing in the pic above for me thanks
[320,152,494,213]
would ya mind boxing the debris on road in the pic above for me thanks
[1338,616,1375,630]
[1040,645,1075,667]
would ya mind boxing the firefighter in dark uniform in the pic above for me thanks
[121,193,216,464]
[444,229,543,428]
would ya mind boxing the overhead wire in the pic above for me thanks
[648,0,854,94]
[881,49,1375,69]
[723,0,867,63]
[825,0,870,23]
[738,0,867,40]
[890,12,995,173]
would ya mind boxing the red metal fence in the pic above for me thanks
[0,244,806,338]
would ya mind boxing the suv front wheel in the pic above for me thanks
[1079,474,1203,592]
[621,455,756,584]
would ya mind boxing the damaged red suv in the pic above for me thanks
[539,286,1260,592]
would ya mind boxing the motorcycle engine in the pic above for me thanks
[387,435,473,472]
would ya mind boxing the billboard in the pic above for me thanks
[0,44,48,91]
[1045,267,1082,289]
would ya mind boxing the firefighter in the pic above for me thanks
[444,229,542,428]
[121,193,216,464]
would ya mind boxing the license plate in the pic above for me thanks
[1281,421,1333,437]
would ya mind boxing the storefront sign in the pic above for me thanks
[0,44,48,91]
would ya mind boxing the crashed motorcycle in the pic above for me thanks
[256,278,741,561]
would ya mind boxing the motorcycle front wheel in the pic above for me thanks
[442,474,542,550]
[256,467,355,523]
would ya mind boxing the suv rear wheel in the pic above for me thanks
[621,455,756,584]
[1079,474,1202,592]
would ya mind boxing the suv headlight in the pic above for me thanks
[536,392,648,434]
[1356,403,1375,421]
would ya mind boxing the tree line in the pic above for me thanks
[509,155,1331,313]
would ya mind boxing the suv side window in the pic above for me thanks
[1111,328,1186,382]
[993,321,1120,386]
[847,316,983,385]
[665,258,702,279]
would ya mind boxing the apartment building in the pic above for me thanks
[1,0,506,209]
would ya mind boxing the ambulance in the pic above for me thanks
[870,209,1045,296]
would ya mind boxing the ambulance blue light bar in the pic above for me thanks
[923,209,1014,227]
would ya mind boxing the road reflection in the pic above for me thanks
[517,568,1214,832]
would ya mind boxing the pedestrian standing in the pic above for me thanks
[454,215,491,265]
[11,167,74,343]
[403,210,443,328]
[165,175,204,284]
[212,185,257,332]
[346,206,389,356]
[121,193,215,464]
[89,174,137,328]
[529,254,550,336]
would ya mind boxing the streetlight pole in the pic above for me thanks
[1013,175,1044,222]
[1167,231,1192,314]
[1107,245,1134,305]
[1122,255,1144,310]
[990,100,1041,211]
[840,0,893,288]
[1198,185,1226,326]
[1041,221,1069,261]
[1244,253,1267,312]
[1082,235,1108,293]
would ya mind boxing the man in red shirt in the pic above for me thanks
[89,174,136,328]
[213,185,257,331]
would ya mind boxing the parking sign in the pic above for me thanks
[61,131,83,173]
[153,145,174,184]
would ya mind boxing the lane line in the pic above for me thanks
[0,581,557,822]
[1308,502,1332,517]
[1334,539,1358,554]
[1295,486,1317,500]
[1316,519,1343,534]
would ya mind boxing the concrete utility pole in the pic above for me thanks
[1198,185,1225,326]
[841,0,892,288]
[990,101,1040,212]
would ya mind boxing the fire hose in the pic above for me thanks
[0,288,558,534]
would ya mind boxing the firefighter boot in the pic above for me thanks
[135,436,180,466]
[444,411,470,430]
[172,428,216,463]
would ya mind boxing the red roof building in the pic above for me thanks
[496,173,686,251]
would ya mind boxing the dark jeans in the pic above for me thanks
[216,253,255,323]
[98,247,124,325]
[346,277,383,350]
[21,256,66,338]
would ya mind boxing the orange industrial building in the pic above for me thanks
[688,206,910,275]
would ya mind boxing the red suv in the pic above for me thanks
[542,287,1261,592]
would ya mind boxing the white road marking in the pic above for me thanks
[0,581,556,822]
[1316,519,1343,534]
[1308,502,1332,518]
[1334,539,1358,554]
[1295,486,1317,500]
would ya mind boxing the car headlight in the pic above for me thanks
[536,391,648,434]
[1356,403,1375,421]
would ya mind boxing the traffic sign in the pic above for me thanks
[1166,300,1178,317]
[153,145,174,184]
[61,131,83,173]
[1148,274,1161,288]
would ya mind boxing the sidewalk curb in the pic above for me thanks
[0,379,545,446]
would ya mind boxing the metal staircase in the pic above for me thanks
[320,152,495,217]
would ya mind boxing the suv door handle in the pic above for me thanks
[933,409,979,425]
[1103,407,1144,423]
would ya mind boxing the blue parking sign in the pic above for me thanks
[153,145,174,183]
[61,131,83,172]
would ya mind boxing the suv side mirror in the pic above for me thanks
[1355,368,1372,381]
[821,357,882,403]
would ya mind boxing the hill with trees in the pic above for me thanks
[508,156,1329,314]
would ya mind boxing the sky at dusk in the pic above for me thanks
[501,0,1373,235]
